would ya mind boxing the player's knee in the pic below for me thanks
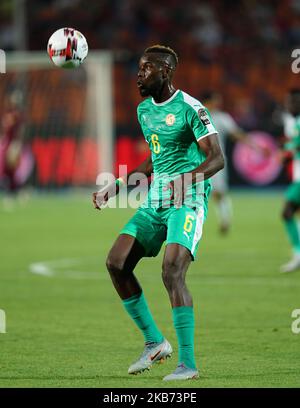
[162,258,184,290]
[282,207,293,221]
[106,252,125,277]
[213,191,222,202]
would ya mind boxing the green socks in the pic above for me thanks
[122,292,164,344]
[123,294,196,369]
[172,306,196,370]
[284,218,300,253]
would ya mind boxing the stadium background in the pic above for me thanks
[1,0,299,188]
[1,0,300,389]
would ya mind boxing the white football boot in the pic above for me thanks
[163,362,199,381]
[128,339,172,375]
[280,253,300,273]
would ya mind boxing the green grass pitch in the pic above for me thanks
[0,191,300,388]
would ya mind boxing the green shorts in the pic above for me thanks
[285,182,300,206]
[120,204,207,260]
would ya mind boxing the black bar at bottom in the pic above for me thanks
[0,388,298,406]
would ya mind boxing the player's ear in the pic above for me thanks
[162,63,171,79]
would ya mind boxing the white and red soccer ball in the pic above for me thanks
[47,28,88,68]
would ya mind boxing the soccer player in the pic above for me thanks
[93,45,224,380]
[202,91,254,234]
[0,91,25,210]
[280,89,300,273]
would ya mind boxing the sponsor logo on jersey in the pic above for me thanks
[198,109,210,126]
[166,114,176,126]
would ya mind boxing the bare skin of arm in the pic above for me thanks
[166,134,225,207]
[230,129,271,157]
[193,133,225,181]
[229,129,248,143]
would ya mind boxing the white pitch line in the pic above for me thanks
[29,262,54,277]
[29,258,101,279]
[28,257,300,287]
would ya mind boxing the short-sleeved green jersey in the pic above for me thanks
[284,114,300,182]
[137,89,218,208]
[285,115,300,155]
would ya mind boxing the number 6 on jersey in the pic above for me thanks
[151,134,160,154]
[184,214,195,233]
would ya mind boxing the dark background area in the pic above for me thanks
[1,0,299,187]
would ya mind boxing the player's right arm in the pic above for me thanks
[223,112,270,156]
[127,153,153,179]
[93,103,152,210]
[92,154,152,210]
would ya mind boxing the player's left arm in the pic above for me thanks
[222,112,268,155]
[229,129,270,156]
[229,128,257,150]
[229,128,247,143]
[186,106,225,180]
[168,134,224,207]
[192,134,225,182]
[219,112,248,144]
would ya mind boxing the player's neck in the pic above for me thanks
[152,83,176,104]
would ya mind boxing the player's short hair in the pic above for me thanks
[144,44,178,69]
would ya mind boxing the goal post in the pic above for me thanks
[85,51,114,177]
[2,50,114,187]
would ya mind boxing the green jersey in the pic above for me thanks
[284,114,300,182]
[285,115,300,159]
[137,89,218,208]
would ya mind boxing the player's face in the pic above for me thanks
[137,55,164,97]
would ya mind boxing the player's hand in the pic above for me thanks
[276,149,292,164]
[260,146,272,158]
[163,175,187,208]
[92,183,119,210]
[248,141,271,158]
[92,191,104,210]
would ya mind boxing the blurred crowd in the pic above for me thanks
[1,0,300,134]
[24,0,300,59]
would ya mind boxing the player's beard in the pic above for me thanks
[138,85,151,97]
[139,82,164,99]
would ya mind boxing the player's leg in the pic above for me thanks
[213,190,232,234]
[162,243,193,307]
[161,205,205,380]
[161,243,199,380]
[2,166,18,211]
[281,200,300,272]
[211,168,232,234]
[106,233,144,299]
[5,141,21,193]
[106,233,165,345]
[106,209,172,374]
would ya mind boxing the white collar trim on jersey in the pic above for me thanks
[151,89,180,106]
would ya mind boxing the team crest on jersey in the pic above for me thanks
[198,109,210,125]
[165,113,176,126]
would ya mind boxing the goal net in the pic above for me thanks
[0,51,113,188]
